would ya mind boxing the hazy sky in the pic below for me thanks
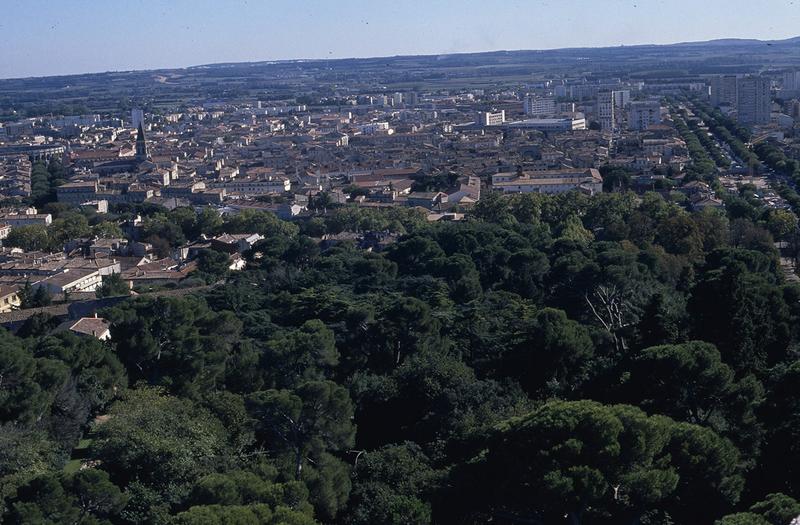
[1,0,799,79]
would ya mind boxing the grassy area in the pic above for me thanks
[63,437,93,474]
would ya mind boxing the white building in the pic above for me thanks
[737,76,771,125]
[524,95,556,116]
[480,110,506,127]
[505,117,586,131]
[628,100,662,130]
[597,91,616,131]
[492,168,603,195]
[208,176,291,195]
[359,122,391,135]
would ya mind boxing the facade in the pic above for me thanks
[597,91,616,131]
[709,75,739,107]
[492,168,603,195]
[0,213,53,227]
[35,268,103,295]
[628,100,662,130]
[504,118,586,131]
[56,181,99,205]
[480,110,506,127]
[208,176,291,195]
[737,76,771,125]
[523,95,556,116]
[0,285,21,313]
[613,90,630,112]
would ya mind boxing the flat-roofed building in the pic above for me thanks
[629,100,663,130]
[492,168,603,195]
[479,110,506,127]
[737,76,771,125]
[523,95,556,116]
[504,118,587,131]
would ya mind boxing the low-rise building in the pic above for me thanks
[492,168,603,195]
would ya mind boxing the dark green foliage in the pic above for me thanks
[445,400,742,524]
[104,296,243,394]
[196,248,232,282]
[5,470,126,524]
[1,189,799,524]
[95,273,129,298]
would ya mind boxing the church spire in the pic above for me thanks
[135,122,149,160]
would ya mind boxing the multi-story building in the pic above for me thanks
[597,91,616,131]
[737,76,771,125]
[523,95,556,116]
[505,117,587,131]
[782,70,800,91]
[207,176,291,195]
[628,100,662,130]
[709,75,739,107]
[492,168,603,195]
[0,212,53,227]
[480,110,506,127]
[613,90,631,110]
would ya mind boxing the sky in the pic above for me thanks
[1,0,799,79]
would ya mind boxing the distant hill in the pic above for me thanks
[190,35,800,69]
[2,34,799,116]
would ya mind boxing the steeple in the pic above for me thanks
[135,122,149,160]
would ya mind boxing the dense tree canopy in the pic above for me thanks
[2,189,800,524]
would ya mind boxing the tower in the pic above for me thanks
[737,76,770,126]
[597,91,615,131]
[135,123,149,161]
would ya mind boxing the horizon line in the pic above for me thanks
[2,33,798,82]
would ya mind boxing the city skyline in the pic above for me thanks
[2,0,800,79]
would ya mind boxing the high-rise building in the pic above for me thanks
[392,92,403,106]
[709,76,738,107]
[523,95,556,116]
[628,100,662,130]
[131,108,145,129]
[405,92,419,106]
[737,76,771,125]
[783,71,800,91]
[612,90,631,127]
[612,90,631,110]
[597,91,615,131]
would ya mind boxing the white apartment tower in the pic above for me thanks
[597,91,615,131]
[709,76,738,107]
[737,76,770,125]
